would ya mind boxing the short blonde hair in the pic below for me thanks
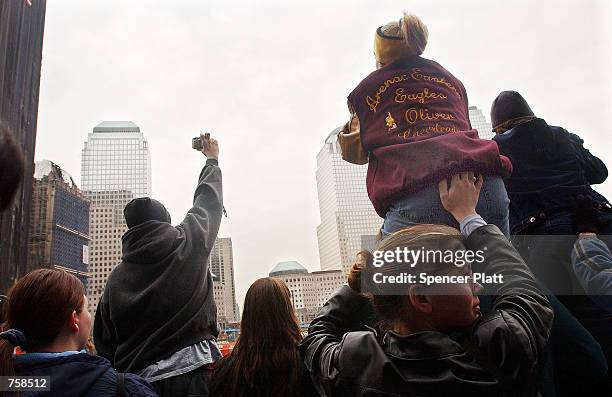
[400,13,428,56]
[354,224,464,329]
[374,13,429,65]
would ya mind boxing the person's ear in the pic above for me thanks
[69,310,80,334]
[408,285,433,313]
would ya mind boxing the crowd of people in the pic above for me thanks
[1,11,611,397]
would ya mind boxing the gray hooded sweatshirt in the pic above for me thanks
[93,159,222,373]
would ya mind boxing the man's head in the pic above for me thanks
[123,197,171,228]
[491,91,536,134]
[361,224,482,333]
[0,122,25,211]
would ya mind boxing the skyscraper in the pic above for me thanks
[81,121,152,197]
[316,128,381,274]
[0,0,47,292]
[469,106,494,139]
[28,160,91,288]
[81,121,151,313]
[209,237,238,327]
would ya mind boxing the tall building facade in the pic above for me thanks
[269,261,345,324]
[0,0,47,292]
[316,128,381,274]
[82,121,151,313]
[82,121,152,197]
[86,190,134,313]
[28,160,90,287]
[209,237,238,327]
[469,106,494,139]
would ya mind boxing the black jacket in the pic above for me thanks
[14,352,157,396]
[493,118,609,234]
[300,225,553,397]
[94,159,223,373]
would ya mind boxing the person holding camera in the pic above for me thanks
[94,133,223,397]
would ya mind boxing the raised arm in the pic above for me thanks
[177,134,223,261]
[465,225,553,384]
[440,172,553,385]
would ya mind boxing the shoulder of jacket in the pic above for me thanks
[419,57,461,80]
[418,56,443,70]
[337,331,384,367]
[349,58,414,96]
[349,69,381,97]
[547,124,570,136]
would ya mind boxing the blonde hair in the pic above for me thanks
[354,224,464,330]
[375,13,429,65]
[400,13,428,56]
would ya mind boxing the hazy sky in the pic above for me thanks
[35,0,612,306]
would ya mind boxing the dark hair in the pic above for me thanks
[359,224,465,330]
[0,269,85,375]
[211,277,303,397]
[0,123,25,211]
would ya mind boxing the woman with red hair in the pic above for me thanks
[0,269,157,396]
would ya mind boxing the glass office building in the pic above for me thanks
[468,105,495,139]
[81,121,152,198]
[315,128,381,273]
[81,121,152,314]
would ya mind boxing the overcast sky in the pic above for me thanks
[35,0,612,306]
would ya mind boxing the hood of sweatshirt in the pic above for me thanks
[121,220,180,264]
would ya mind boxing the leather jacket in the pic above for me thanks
[300,225,553,397]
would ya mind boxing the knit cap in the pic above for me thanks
[490,91,535,133]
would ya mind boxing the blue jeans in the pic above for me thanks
[381,176,510,236]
